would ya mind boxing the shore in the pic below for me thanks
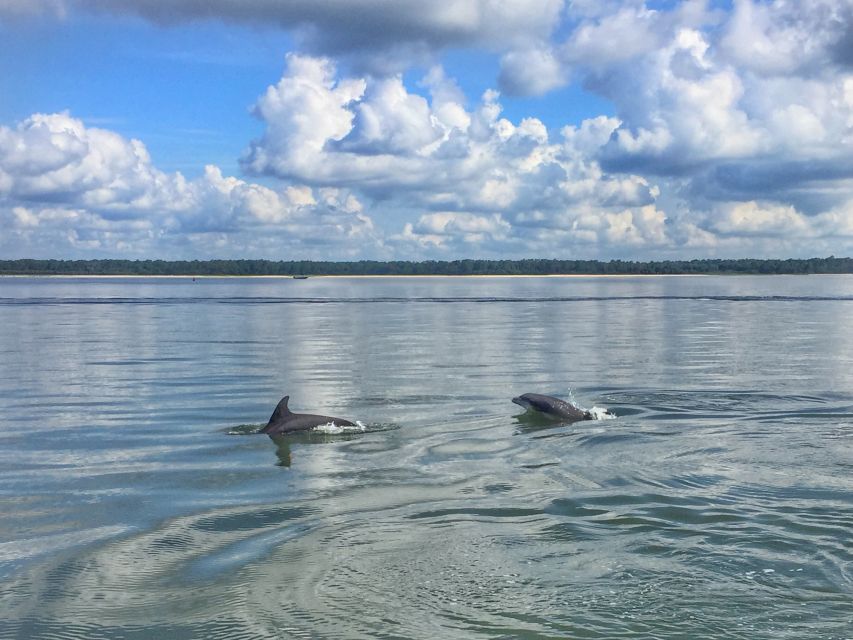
[0,273,718,278]
[3,272,847,279]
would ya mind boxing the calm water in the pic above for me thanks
[0,275,851,639]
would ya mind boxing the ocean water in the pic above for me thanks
[0,275,851,639]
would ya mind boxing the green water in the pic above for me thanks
[0,276,851,639]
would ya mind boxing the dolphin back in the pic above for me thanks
[261,396,292,434]
[276,413,356,434]
[261,395,356,435]
[520,393,590,421]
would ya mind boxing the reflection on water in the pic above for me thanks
[0,276,852,639]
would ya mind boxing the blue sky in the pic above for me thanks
[0,15,295,176]
[1,1,852,261]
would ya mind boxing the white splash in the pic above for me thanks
[588,406,617,421]
[312,420,368,434]
[566,387,616,421]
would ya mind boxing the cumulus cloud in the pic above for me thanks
[6,1,853,259]
[596,27,767,172]
[709,201,811,237]
[2,60,678,259]
[498,46,566,97]
[721,0,853,76]
[0,113,378,257]
[242,55,676,255]
[398,211,511,248]
[548,0,853,246]
[336,75,444,155]
[563,2,672,68]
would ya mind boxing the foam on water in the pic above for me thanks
[225,424,265,435]
[567,387,615,421]
[589,406,617,420]
[311,420,368,434]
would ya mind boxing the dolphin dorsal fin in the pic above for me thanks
[269,395,292,423]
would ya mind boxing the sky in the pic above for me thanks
[0,0,852,261]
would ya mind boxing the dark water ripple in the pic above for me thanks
[1,276,852,639]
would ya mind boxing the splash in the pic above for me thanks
[312,420,368,435]
[567,387,616,421]
[588,406,616,421]
[566,387,578,406]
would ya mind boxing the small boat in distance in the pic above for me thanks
[293,275,309,279]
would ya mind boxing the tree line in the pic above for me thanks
[1,257,852,276]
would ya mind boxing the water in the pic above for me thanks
[0,275,851,639]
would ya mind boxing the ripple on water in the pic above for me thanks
[426,437,515,458]
[3,279,853,639]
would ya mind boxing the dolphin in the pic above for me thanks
[512,393,607,422]
[260,396,355,435]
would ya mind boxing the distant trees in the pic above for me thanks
[1,257,852,276]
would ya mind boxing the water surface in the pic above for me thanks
[0,275,851,639]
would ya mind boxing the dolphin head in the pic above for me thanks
[512,394,534,411]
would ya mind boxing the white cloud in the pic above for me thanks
[245,56,655,206]
[598,27,767,170]
[721,0,852,76]
[244,55,367,181]
[241,55,689,256]
[709,201,812,237]
[814,199,853,236]
[1,59,680,259]
[548,1,853,240]
[564,3,665,68]
[398,211,511,248]
[338,75,444,155]
[499,46,566,97]
[6,1,853,259]
[12,205,42,227]
[0,112,379,257]
[702,198,853,246]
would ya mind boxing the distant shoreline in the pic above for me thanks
[1,257,851,277]
[2,273,850,280]
[0,273,719,279]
